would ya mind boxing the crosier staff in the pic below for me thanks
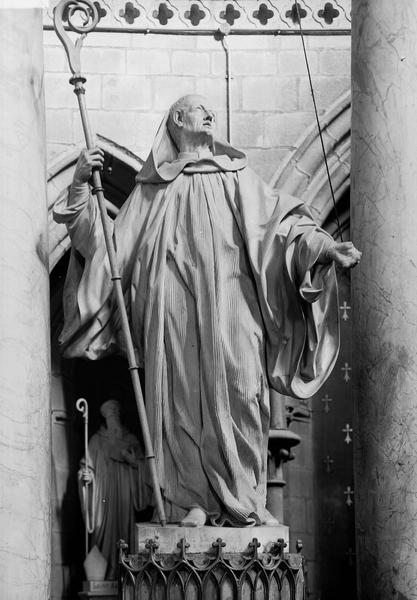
[76,397,95,559]
[53,0,166,527]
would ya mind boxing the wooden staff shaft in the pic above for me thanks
[72,78,166,527]
[76,397,91,558]
[83,404,89,557]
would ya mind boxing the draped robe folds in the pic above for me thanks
[79,426,148,578]
[54,128,339,526]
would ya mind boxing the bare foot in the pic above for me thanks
[263,516,279,526]
[180,507,206,527]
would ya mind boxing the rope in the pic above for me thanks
[294,1,344,242]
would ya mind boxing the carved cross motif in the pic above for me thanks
[249,538,261,559]
[119,2,140,24]
[339,300,351,321]
[153,3,173,25]
[185,3,206,26]
[323,455,334,473]
[93,1,106,20]
[318,2,340,24]
[324,515,335,535]
[221,3,241,26]
[321,393,333,413]
[212,538,226,558]
[177,538,190,559]
[253,3,274,25]
[341,362,352,382]
[343,424,353,444]
[267,538,286,557]
[345,547,356,566]
[344,486,354,507]
[144,537,160,556]
[286,2,307,23]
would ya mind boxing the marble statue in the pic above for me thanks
[79,399,148,578]
[56,95,361,528]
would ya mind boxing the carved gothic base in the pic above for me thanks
[119,525,305,599]
[78,579,118,599]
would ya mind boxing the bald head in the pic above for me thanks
[167,95,216,153]
[168,95,205,120]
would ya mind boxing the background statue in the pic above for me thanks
[79,399,149,578]
[56,94,361,528]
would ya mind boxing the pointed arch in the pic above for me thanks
[167,563,202,599]
[270,90,351,238]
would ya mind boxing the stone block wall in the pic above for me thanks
[43,30,350,183]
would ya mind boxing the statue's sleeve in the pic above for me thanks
[52,178,167,360]
[53,182,111,259]
[52,182,119,358]
[236,167,339,399]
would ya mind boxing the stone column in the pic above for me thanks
[351,2,417,597]
[0,9,50,599]
[267,391,300,523]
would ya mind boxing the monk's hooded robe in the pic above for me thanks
[54,113,339,526]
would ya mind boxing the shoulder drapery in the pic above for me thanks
[234,167,338,398]
[53,107,338,399]
[53,162,338,400]
[136,110,247,184]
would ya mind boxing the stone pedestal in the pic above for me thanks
[78,580,117,600]
[120,524,303,599]
[136,523,289,553]
[0,9,50,600]
[351,1,417,596]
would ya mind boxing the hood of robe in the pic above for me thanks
[136,111,247,184]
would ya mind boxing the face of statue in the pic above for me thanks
[173,95,216,150]
[101,399,121,421]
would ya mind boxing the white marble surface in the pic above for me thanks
[136,523,289,554]
[351,1,417,596]
[0,10,51,599]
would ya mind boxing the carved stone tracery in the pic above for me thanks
[45,0,352,32]
[119,536,305,599]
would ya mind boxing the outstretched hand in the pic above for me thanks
[328,241,362,269]
[73,147,104,185]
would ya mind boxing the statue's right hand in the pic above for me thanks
[79,467,94,484]
[73,147,104,185]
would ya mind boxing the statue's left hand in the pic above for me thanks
[121,448,137,466]
[328,241,362,269]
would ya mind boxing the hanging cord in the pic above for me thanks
[294,1,343,242]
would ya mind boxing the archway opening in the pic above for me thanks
[49,140,152,597]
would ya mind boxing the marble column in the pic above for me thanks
[351,1,417,597]
[0,9,50,599]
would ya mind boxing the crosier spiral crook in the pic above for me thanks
[53,0,99,75]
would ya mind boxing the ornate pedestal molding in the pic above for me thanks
[119,529,304,599]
